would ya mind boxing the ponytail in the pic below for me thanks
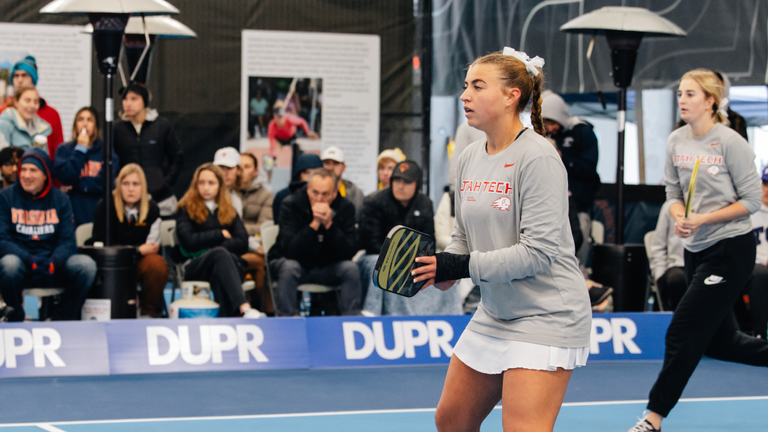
[529,72,545,137]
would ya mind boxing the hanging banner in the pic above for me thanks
[241,30,381,194]
[0,23,92,133]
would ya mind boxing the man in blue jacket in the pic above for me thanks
[0,148,96,321]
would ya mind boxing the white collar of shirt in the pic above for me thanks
[205,200,218,213]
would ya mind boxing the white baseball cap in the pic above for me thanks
[321,146,345,163]
[213,147,240,168]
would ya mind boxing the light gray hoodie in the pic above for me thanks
[446,129,591,348]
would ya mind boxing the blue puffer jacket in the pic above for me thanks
[0,148,76,270]
[54,138,119,225]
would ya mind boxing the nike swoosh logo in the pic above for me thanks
[504,163,515,168]
[704,275,725,285]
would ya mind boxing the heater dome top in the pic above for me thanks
[83,15,196,38]
[41,0,179,16]
[560,6,686,38]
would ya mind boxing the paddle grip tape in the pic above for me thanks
[435,252,470,283]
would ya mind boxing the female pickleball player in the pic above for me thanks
[624,70,768,432]
[412,48,591,432]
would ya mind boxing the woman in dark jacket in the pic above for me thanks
[90,163,166,317]
[176,163,264,318]
[358,161,461,316]
[54,106,118,226]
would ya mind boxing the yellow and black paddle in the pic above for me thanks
[373,225,436,297]
[684,158,701,219]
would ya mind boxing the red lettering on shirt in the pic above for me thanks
[9,208,60,225]
[80,161,102,178]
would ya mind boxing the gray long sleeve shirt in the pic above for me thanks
[445,129,591,349]
[650,200,685,282]
[665,123,761,253]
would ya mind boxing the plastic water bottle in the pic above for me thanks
[299,292,311,317]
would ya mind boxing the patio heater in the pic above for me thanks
[560,7,685,311]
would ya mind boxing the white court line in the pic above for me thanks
[36,425,66,432]
[1,396,766,428]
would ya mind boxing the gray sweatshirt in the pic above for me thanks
[665,123,761,253]
[445,129,591,348]
[650,200,685,282]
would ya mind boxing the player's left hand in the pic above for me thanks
[675,212,707,238]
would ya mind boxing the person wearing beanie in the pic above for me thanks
[0,146,23,188]
[0,56,65,161]
[375,148,405,190]
[541,90,600,266]
[0,148,96,321]
[113,82,184,217]
[321,146,364,217]
[54,106,119,226]
[271,153,322,224]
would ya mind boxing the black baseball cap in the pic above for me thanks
[390,161,421,184]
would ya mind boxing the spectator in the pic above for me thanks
[176,163,265,318]
[272,153,322,224]
[114,82,183,217]
[0,146,23,188]
[321,146,364,216]
[212,147,244,217]
[0,56,64,159]
[745,166,768,339]
[376,148,405,190]
[268,168,360,316]
[239,152,274,313]
[0,87,51,150]
[89,164,166,318]
[360,161,460,316]
[0,148,96,321]
[650,200,687,311]
[541,90,600,264]
[249,90,268,138]
[54,107,118,226]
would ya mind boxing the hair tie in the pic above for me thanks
[502,47,545,78]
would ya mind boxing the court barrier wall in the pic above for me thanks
[0,312,672,378]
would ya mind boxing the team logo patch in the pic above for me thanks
[399,163,409,172]
[491,197,511,211]
[704,275,725,285]
[706,165,720,176]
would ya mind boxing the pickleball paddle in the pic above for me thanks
[373,225,436,297]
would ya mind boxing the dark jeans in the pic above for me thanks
[656,266,687,311]
[648,233,768,417]
[0,254,96,321]
[270,257,361,316]
[184,247,246,317]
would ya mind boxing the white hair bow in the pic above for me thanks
[718,97,730,119]
[502,47,545,78]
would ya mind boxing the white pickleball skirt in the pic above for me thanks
[452,328,589,374]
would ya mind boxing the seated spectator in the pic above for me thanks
[0,148,96,321]
[176,163,265,318]
[272,153,322,224]
[268,168,360,316]
[0,87,51,150]
[376,148,405,190]
[89,164,167,318]
[239,152,274,312]
[650,200,687,311]
[54,107,118,226]
[359,161,460,316]
[746,167,768,339]
[0,56,64,159]
[0,146,23,188]
[321,146,364,216]
[114,82,183,217]
[213,147,244,217]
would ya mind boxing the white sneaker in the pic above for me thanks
[627,419,660,432]
[242,308,267,319]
